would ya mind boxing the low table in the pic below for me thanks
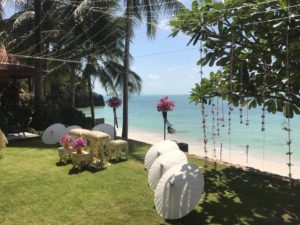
[58,147,75,163]
[71,151,92,171]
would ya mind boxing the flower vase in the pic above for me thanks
[63,141,70,149]
[162,112,167,140]
[76,147,83,154]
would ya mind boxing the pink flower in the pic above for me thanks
[106,97,122,108]
[59,135,72,145]
[156,96,175,112]
[72,137,87,149]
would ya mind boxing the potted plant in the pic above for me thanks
[60,134,72,149]
[72,137,87,154]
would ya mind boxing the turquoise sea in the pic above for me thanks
[80,95,300,168]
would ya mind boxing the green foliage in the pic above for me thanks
[42,104,92,129]
[171,0,300,118]
[0,82,34,133]
[60,106,93,129]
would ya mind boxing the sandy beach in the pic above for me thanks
[117,127,300,180]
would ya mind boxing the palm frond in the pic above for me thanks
[74,0,89,18]
[13,10,34,29]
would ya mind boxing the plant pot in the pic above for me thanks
[63,141,70,149]
[76,147,83,154]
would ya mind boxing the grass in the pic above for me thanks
[0,140,299,225]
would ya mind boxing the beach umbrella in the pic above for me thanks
[154,163,205,220]
[41,123,66,144]
[148,150,187,190]
[144,140,179,171]
[92,123,115,140]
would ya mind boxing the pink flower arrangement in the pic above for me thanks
[156,96,175,112]
[72,137,87,149]
[106,97,122,108]
[59,135,72,145]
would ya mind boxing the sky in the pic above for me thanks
[117,0,204,96]
[3,0,213,96]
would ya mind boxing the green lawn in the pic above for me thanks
[0,140,299,225]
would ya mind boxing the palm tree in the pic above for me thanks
[57,0,142,126]
[32,0,43,129]
[121,0,183,139]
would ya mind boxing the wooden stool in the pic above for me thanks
[107,140,128,161]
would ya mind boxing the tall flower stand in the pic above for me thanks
[113,107,118,140]
[162,112,167,140]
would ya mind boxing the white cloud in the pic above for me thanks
[149,73,160,80]
[157,19,171,32]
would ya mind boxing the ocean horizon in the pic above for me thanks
[79,95,300,170]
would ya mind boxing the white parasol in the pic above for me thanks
[65,125,82,135]
[148,150,187,191]
[92,123,114,140]
[154,163,205,220]
[144,140,179,171]
[41,123,66,144]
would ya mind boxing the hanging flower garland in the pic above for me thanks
[156,96,175,140]
[106,96,122,139]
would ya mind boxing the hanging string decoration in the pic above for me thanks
[216,98,220,136]
[245,103,250,126]
[261,60,268,132]
[227,31,235,135]
[239,62,244,124]
[285,2,292,179]
[221,100,225,127]
[211,102,216,158]
[199,39,208,157]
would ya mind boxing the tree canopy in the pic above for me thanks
[171,0,300,118]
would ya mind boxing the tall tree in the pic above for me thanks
[122,0,183,139]
[32,0,43,129]
[171,0,300,117]
[62,0,142,125]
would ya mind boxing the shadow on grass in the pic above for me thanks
[165,166,300,225]
[8,140,58,150]
[68,165,106,174]
[128,139,151,164]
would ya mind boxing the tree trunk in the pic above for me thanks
[88,75,95,128]
[32,0,43,129]
[122,0,133,140]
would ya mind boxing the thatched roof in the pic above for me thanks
[0,46,42,79]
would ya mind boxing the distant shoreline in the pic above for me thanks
[118,127,300,180]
